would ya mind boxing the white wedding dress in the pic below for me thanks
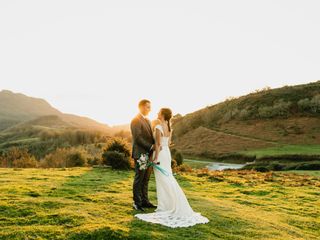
[135,124,209,228]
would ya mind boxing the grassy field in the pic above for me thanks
[0,167,319,240]
[240,145,320,158]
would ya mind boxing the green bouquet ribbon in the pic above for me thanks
[148,162,170,176]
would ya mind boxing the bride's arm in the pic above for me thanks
[153,128,161,163]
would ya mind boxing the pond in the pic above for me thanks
[184,159,247,170]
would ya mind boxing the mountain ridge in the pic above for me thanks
[0,90,110,132]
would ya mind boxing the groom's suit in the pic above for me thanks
[131,113,155,207]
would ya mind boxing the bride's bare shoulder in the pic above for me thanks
[151,119,161,129]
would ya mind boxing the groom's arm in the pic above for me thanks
[131,119,153,151]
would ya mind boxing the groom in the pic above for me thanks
[131,99,156,211]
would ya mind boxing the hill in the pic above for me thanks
[0,90,114,158]
[0,90,111,132]
[4,115,72,131]
[172,81,320,159]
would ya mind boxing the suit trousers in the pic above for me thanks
[133,158,152,206]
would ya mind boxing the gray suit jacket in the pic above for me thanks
[130,114,155,160]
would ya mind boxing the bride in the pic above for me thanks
[135,108,209,228]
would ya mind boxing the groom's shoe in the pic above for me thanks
[133,203,145,211]
[142,202,157,208]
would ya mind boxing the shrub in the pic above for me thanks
[273,99,292,117]
[104,138,131,158]
[40,147,88,168]
[67,152,86,167]
[13,156,38,168]
[253,166,270,172]
[298,98,311,111]
[269,163,284,171]
[297,94,320,113]
[171,159,177,169]
[258,106,274,118]
[175,164,193,173]
[310,94,320,113]
[87,157,101,166]
[258,99,292,118]
[239,108,251,120]
[102,151,132,170]
[40,148,69,168]
[170,149,184,166]
[221,108,239,122]
[170,148,177,157]
[0,153,5,167]
[174,152,184,166]
[208,175,224,182]
[1,147,37,168]
[258,154,320,162]
[196,168,210,177]
[102,138,133,170]
[285,165,299,170]
[294,163,320,170]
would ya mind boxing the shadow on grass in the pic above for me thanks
[48,168,132,200]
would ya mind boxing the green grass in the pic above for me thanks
[184,159,211,169]
[240,144,320,158]
[0,167,319,240]
[282,170,320,177]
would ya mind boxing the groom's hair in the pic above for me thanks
[138,99,151,107]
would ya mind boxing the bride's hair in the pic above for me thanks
[160,108,172,132]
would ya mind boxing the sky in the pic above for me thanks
[0,1,319,126]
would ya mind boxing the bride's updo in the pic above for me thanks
[160,108,172,132]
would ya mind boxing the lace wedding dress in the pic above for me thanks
[135,124,209,228]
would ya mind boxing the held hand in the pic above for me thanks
[150,144,155,151]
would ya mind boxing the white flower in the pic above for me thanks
[137,153,150,170]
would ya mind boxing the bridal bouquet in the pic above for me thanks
[137,153,150,170]
[137,153,170,176]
